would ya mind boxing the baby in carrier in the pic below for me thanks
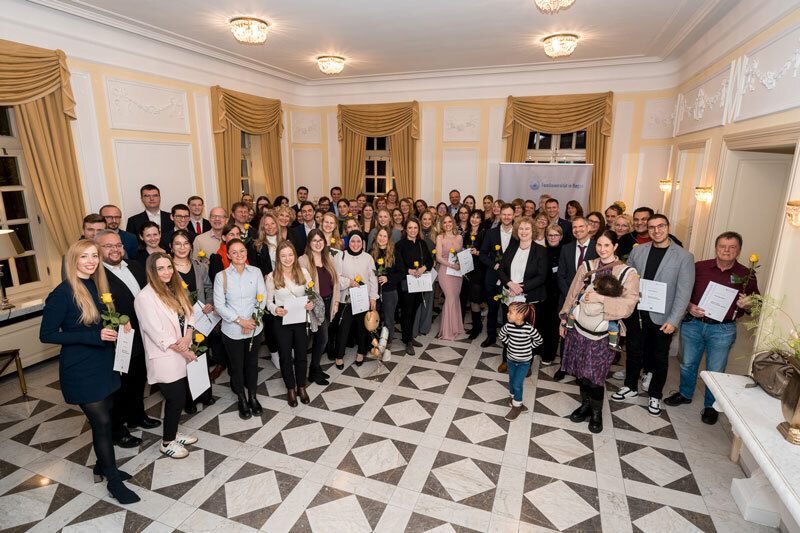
[564,274,624,350]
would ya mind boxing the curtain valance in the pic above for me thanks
[338,101,419,140]
[211,85,283,137]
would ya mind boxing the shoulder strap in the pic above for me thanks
[222,269,227,294]
[617,266,634,283]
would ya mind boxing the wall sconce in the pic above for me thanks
[659,180,672,193]
[787,201,800,227]
[695,186,713,203]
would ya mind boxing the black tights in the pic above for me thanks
[79,395,120,483]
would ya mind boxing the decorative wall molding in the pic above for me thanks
[676,63,733,136]
[69,70,109,212]
[443,107,481,142]
[735,23,800,123]
[441,148,479,203]
[104,77,190,134]
[291,148,324,200]
[291,112,322,144]
[641,97,677,140]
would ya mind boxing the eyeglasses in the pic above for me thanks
[546,234,561,239]
[100,243,123,249]
[173,214,190,220]
[647,223,668,231]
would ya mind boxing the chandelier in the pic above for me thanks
[229,17,269,45]
[317,56,346,75]
[542,33,579,58]
[534,0,576,14]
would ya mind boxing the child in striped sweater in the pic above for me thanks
[498,302,543,421]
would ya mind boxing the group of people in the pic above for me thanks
[41,182,759,505]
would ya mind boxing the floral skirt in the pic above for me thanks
[561,329,614,387]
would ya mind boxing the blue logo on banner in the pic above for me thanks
[529,180,540,191]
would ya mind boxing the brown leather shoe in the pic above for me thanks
[297,387,310,404]
[287,388,298,407]
[209,364,224,382]
[498,362,507,373]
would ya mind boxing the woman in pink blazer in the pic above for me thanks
[134,252,199,459]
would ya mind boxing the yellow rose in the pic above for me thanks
[471,235,475,241]
[749,254,759,263]
[308,281,315,288]
[182,281,188,289]
[244,224,250,230]
[331,238,336,244]
[101,293,113,304]
[414,261,419,267]
[256,294,264,302]
[194,333,205,343]
[495,244,501,251]
[197,250,206,258]
[449,248,455,254]
[633,243,639,247]
[432,249,436,254]
[493,295,500,301]
[355,275,362,283]
[377,258,384,265]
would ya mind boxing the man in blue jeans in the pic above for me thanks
[664,231,759,424]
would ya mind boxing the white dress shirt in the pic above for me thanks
[146,210,161,226]
[574,238,590,269]
[500,226,513,252]
[104,260,141,297]
[510,246,530,284]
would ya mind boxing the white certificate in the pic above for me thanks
[349,285,370,314]
[113,326,135,373]
[192,302,221,336]
[510,294,526,303]
[407,272,433,293]
[186,353,211,400]
[430,267,438,284]
[637,279,667,314]
[282,296,308,325]
[697,281,739,322]
[446,252,462,277]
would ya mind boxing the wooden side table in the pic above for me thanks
[0,349,27,395]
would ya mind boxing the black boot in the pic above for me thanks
[569,384,592,423]
[237,392,252,420]
[248,391,262,416]
[468,311,483,340]
[107,479,140,504]
[588,398,603,433]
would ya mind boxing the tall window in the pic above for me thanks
[364,136,393,203]
[0,106,48,295]
[526,130,586,164]
[240,131,252,196]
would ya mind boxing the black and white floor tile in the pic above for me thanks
[0,314,777,532]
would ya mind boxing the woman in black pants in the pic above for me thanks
[464,210,486,339]
[299,229,340,385]
[395,217,434,355]
[40,240,139,503]
[267,241,316,406]
[247,212,281,369]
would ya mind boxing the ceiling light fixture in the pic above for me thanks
[229,17,269,45]
[317,56,346,75]
[534,0,576,14]
[542,33,579,58]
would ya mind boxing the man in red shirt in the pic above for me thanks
[664,231,759,424]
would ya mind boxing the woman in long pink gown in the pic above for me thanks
[436,215,464,340]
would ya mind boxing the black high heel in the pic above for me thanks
[335,359,344,370]
[107,479,140,504]
[355,355,364,367]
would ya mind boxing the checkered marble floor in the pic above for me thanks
[0,316,778,532]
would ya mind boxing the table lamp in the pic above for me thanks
[0,229,24,310]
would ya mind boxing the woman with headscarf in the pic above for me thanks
[332,231,378,369]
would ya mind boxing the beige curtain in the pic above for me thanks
[211,86,283,209]
[503,92,613,211]
[0,39,84,255]
[338,101,419,199]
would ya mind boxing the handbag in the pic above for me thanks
[748,351,794,398]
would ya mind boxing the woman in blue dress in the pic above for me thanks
[40,240,139,504]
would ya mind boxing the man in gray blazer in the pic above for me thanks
[611,214,694,417]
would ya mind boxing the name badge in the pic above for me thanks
[731,275,735,284]
[552,266,558,273]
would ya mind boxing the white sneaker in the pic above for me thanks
[160,441,188,459]
[641,372,652,392]
[648,397,662,417]
[610,386,639,402]
[270,352,280,370]
[612,369,626,380]
[175,433,198,445]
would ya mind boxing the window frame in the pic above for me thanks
[526,130,587,164]
[240,131,252,196]
[363,136,394,203]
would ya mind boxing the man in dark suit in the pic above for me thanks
[126,184,174,244]
[557,217,599,308]
[292,201,318,252]
[479,203,517,349]
[165,203,195,245]
[329,187,343,215]
[545,198,573,244]
[96,230,161,448]
[291,186,309,215]
[187,195,211,236]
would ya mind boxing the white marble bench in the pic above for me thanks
[702,371,800,532]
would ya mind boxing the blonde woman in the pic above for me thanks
[321,211,344,251]
[435,214,464,340]
[367,208,400,249]
[275,204,303,251]
[135,252,198,459]
[267,241,315,406]
[614,214,633,238]
[399,197,413,221]
[299,229,340,385]
[213,239,267,420]
[40,240,139,504]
